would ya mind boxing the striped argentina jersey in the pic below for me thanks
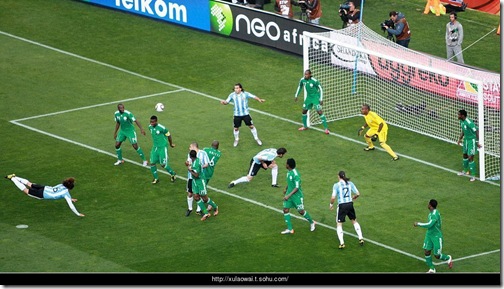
[225,91,257,116]
[332,180,359,204]
[253,148,278,164]
[42,184,82,216]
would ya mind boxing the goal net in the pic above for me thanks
[303,24,500,182]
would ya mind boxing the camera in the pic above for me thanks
[380,19,394,31]
[339,2,350,14]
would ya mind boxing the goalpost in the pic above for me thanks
[302,24,501,182]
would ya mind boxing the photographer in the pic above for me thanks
[292,0,322,24]
[384,11,411,48]
[339,1,360,29]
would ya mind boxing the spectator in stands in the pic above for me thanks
[383,11,411,48]
[446,12,464,63]
[293,0,322,25]
[339,1,360,28]
[275,0,294,18]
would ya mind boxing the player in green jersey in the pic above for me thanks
[113,103,148,166]
[148,115,176,184]
[188,150,219,220]
[294,69,330,134]
[280,158,316,234]
[414,199,453,273]
[456,109,481,182]
[202,140,222,185]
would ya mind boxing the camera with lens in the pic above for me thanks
[297,0,308,12]
[339,2,350,14]
[380,19,394,31]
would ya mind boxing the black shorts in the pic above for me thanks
[233,115,253,128]
[28,183,45,199]
[247,159,271,177]
[337,202,356,223]
[186,179,193,193]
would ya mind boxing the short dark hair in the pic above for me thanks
[63,177,75,190]
[277,147,287,155]
[429,199,438,209]
[362,104,370,110]
[459,109,467,117]
[287,158,296,169]
[389,11,398,17]
[451,12,457,19]
[150,115,158,121]
[189,150,197,158]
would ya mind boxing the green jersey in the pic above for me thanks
[460,118,478,140]
[149,123,170,147]
[295,77,323,102]
[417,209,443,238]
[190,157,206,195]
[285,168,303,198]
[203,147,222,180]
[114,110,137,133]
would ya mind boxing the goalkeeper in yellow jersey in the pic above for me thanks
[357,104,399,161]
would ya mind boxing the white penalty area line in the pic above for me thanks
[4,31,500,267]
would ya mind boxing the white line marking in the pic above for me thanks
[4,31,500,267]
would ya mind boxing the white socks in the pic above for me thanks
[233,130,239,141]
[187,196,193,211]
[336,225,344,245]
[234,176,250,184]
[271,166,278,185]
[251,127,259,140]
[354,222,363,239]
[11,177,27,191]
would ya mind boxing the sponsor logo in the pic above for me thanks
[115,0,187,22]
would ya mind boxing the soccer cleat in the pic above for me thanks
[5,174,15,180]
[171,174,176,182]
[298,127,308,131]
[213,207,219,216]
[281,229,294,234]
[469,177,476,182]
[324,129,330,135]
[185,210,192,217]
[228,182,235,188]
[256,139,262,146]
[114,160,125,166]
[271,184,279,188]
[310,221,316,232]
[363,147,375,151]
[195,211,203,216]
[392,156,400,161]
[233,139,239,147]
[142,161,148,167]
[426,268,436,273]
[447,255,453,269]
[152,179,159,184]
[457,171,470,176]
[338,244,345,249]
[359,239,365,246]
[201,213,211,221]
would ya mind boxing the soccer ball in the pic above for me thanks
[155,103,164,112]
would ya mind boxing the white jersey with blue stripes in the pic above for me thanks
[42,184,81,216]
[253,148,278,164]
[332,180,359,204]
[225,91,257,116]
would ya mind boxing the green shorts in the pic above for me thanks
[283,194,305,211]
[116,130,138,144]
[150,146,169,165]
[422,234,444,256]
[302,99,322,111]
[463,139,477,156]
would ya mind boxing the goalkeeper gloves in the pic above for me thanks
[371,134,378,142]
[357,126,364,136]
